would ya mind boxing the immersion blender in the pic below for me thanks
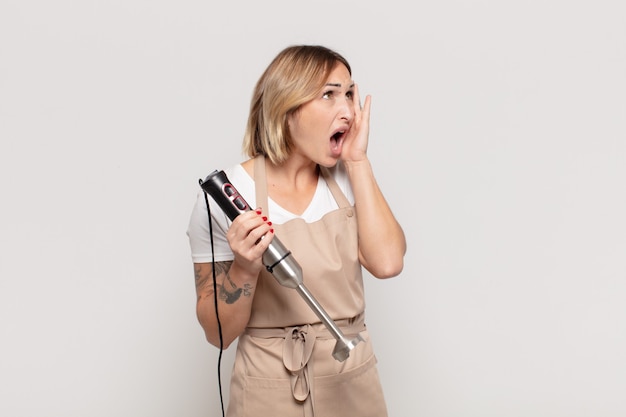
[200,170,364,362]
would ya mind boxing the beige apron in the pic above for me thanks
[226,155,388,417]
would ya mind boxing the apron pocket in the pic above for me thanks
[242,375,303,416]
[314,354,388,417]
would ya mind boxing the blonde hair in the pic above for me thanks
[242,45,351,164]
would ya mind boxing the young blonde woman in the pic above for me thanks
[187,45,406,417]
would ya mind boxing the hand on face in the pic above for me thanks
[286,64,372,167]
[340,84,371,164]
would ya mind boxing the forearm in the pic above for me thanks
[344,159,406,278]
[194,261,258,348]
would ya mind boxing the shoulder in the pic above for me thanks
[240,158,254,177]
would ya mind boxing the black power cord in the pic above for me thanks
[200,179,225,417]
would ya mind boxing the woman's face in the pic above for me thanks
[287,63,355,167]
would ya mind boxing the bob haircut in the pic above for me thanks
[242,45,352,165]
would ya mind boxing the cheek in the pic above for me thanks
[289,117,310,141]
[288,111,305,133]
[288,106,325,143]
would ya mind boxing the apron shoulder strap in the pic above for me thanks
[319,166,352,209]
[254,154,269,210]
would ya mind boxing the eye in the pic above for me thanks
[322,90,334,100]
[346,90,354,100]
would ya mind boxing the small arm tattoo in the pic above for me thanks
[194,262,253,305]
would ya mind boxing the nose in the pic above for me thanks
[338,97,354,122]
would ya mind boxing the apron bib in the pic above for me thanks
[226,156,388,417]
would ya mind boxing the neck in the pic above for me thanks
[266,156,319,188]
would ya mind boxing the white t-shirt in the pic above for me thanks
[187,161,355,263]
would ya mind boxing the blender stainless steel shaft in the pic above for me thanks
[200,169,364,362]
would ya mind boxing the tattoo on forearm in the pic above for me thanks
[194,261,253,305]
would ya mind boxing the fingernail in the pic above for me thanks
[255,209,262,215]
[267,221,272,226]
[270,228,274,233]
[262,216,268,221]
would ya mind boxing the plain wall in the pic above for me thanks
[1,1,625,416]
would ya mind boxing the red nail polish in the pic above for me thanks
[262,216,268,221]
[270,228,274,233]
[267,221,272,226]
[256,209,262,215]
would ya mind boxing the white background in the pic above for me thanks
[1,1,625,416]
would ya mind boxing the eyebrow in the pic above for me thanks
[325,82,355,88]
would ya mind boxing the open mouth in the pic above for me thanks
[330,130,345,150]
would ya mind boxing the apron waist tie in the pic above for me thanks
[245,313,366,417]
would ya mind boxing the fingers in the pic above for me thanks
[227,208,274,261]
[341,83,371,163]
[362,93,372,115]
[353,84,371,112]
